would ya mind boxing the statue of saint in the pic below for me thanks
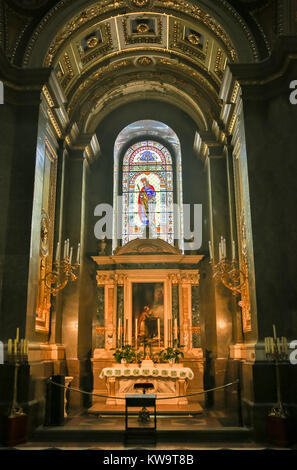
[138,177,156,226]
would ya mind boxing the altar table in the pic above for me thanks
[100,364,194,405]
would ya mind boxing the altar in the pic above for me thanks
[100,363,194,405]
[91,237,204,410]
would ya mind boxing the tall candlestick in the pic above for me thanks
[208,241,213,261]
[232,240,236,260]
[174,318,178,341]
[135,318,138,350]
[77,243,81,264]
[157,318,160,347]
[55,242,60,262]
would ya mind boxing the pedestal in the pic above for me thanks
[3,413,28,446]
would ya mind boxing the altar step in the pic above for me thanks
[31,425,252,444]
[88,402,203,417]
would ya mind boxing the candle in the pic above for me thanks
[14,339,17,355]
[223,238,227,258]
[77,243,81,264]
[208,241,213,260]
[69,247,73,264]
[135,318,138,350]
[167,318,170,347]
[264,337,268,354]
[67,239,70,257]
[273,324,277,340]
[174,318,178,340]
[55,242,60,262]
[8,339,12,355]
[232,240,236,260]
[63,240,67,259]
[219,242,222,261]
[157,318,160,347]
[16,328,19,343]
[270,337,274,353]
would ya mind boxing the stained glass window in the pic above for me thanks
[122,141,174,246]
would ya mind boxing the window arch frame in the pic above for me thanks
[113,121,184,253]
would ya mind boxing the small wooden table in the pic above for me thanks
[125,393,157,431]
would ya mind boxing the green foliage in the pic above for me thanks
[113,344,136,363]
[159,347,184,363]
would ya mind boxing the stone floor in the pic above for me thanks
[1,404,295,450]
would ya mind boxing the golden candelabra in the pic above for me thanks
[44,239,80,296]
[265,325,289,418]
[6,328,28,417]
[209,237,246,295]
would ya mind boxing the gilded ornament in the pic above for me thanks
[137,56,152,66]
[132,0,150,7]
[136,23,150,34]
[87,35,99,48]
[187,33,200,45]
[40,211,50,257]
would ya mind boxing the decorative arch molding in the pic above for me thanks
[77,78,212,135]
[22,0,263,69]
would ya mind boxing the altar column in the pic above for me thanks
[179,277,192,353]
[95,273,118,352]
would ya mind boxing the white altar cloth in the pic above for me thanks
[100,365,194,380]
[99,364,194,405]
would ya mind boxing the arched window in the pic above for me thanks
[113,120,184,253]
[122,141,174,245]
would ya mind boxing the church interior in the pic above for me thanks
[0,0,297,449]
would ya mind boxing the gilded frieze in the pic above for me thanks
[42,0,126,67]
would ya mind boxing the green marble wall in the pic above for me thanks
[117,285,124,348]
[95,286,105,348]
[191,285,201,348]
[172,284,179,346]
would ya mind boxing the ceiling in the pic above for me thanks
[0,0,275,137]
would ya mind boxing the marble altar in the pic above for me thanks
[100,363,194,405]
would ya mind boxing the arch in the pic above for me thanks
[112,120,184,253]
[23,0,263,68]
